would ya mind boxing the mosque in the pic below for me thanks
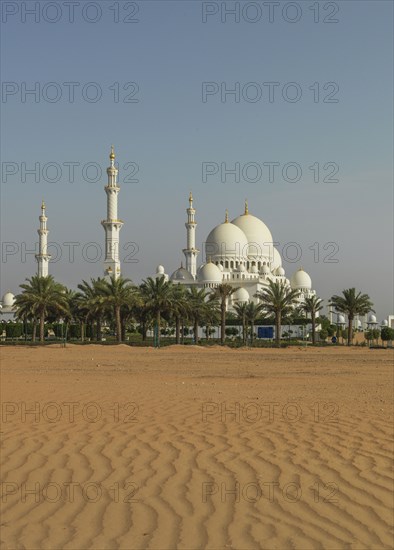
[1,147,391,330]
[158,191,316,310]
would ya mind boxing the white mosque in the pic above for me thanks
[1,147,392,330]
[158,191,317,310]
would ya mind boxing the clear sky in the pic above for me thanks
[1,0,393,319]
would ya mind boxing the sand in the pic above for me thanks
[1,345,393,550]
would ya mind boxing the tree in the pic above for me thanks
[381,327,394,345]
[139,277,174,347]
[211,284,239,345]
[233,302,248,345]
[255,280,300,346]
[298,295,324,345]
[171,285,189,344]
[97,276,135,343]
[330,288,374,346]
[187,287,211,344]
[14,275,69,343]
[245,302,263,347]
[319,329,328,341]
[76,278,107,341]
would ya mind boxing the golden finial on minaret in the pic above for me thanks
[41,199,45,210]
[110,145,115,161]
[244,199,249,215]
[225,209,229,223]
[189,191,193,204]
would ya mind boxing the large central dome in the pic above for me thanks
[231,209,273,260]
[205,220,249,259]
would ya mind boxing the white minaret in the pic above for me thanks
[36,200,51,277]
[101,146,123,279]
[183,192,199,278]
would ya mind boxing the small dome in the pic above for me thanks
[368,314,377,323]
[276,266,285,276]
[238,264,246,272]
[338,314,345,324]
[250,265,258,274]
[233,288,249,303]
[2,291,15,307]
[217,263,224,271]
[197,262,223,284]
[260,264,270,275]
[205,222,248,260]
[290,268,312,290]
[381,319,388,326]
[156,265,165,274]
[170,266,194,282]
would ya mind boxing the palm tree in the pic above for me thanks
[255,280,300,346]
[75,278,107,341]
[233,302,249,345]
[139,277,174,347]
[330,288,374,346]
[211,284,239,345]
[298,295,324,345]
[97,276,135,343]
[171,285,189,344]
[245,302,263,347]
[14,275,69,343]
[187,287,211,344]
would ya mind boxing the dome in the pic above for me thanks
[290,268,312,290]
[197,262,223,284]
[276,266,285,276]
[271,247,282,270]
[381,319,388,326]
[217,263,224,272]
[170,266,194,282]
[231,212,273,259]
[156,265,165,274]
[205,222,248,260]
[250,265,258,274]
[338,314,345,324]
[368,314,377,323]
[260,264,270,275]
[2,291,15,307]
[238,264,246,272]
[233,288,249,303]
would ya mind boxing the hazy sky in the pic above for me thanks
[1,0,393,319]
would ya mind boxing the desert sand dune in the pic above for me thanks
[1,345,393,549]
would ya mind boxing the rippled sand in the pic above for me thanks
[1,344,393,549]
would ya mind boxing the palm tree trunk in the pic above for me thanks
[39,313,45,343]
[275,312,281,346]
[96,318,102,341]
[242,318,246,346]
[121,319,126,341]
[142,320,146,342]
[221,302,226,345]
[311,314,316,345]
[81,321,85,342]
[250,321,254,346]
[175,317,180,344]
[156,311,161,347]
[32,319,37,343]
[194,319,198,344]
[348,316,353,346]
[181,320,185,344]
[115,307,122,343]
